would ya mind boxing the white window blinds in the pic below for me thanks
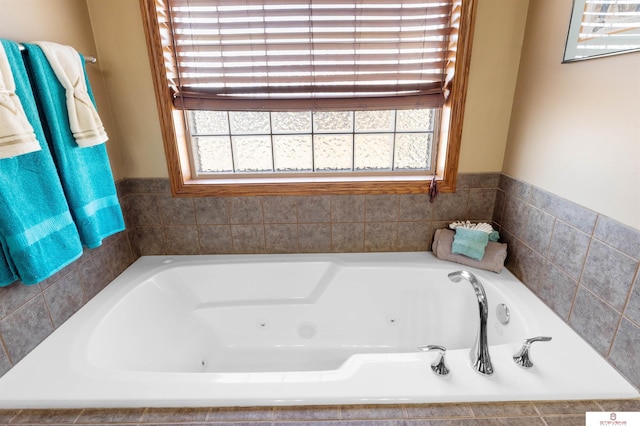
[154,0,461,111]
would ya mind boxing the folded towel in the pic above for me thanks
[452,227,489,260]
[0,40,83,284]
[0,44,41,158]
[23,43,124,249]
[449,220,500,242]
[32,41,107,147]
[433,229,507,273]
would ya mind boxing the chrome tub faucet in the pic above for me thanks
[448,270,493,375]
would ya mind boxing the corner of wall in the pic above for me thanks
[494,173,640,390]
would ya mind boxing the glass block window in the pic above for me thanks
[190,109,438,176]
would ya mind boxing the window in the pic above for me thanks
[191,109,438,175]
[141,0,477,196]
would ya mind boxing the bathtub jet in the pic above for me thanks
[0,252,637,408]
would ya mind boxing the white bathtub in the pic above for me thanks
[0,252,637,408]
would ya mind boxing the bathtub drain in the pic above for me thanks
[297,322,317,339]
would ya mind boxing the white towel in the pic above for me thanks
[0,44,41,158]
[34,41,108,148]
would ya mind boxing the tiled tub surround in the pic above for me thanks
[0,174,498,379]
[494,175,640,392]
[82,173,640,393]
[0,173,638,423]
[5,252,636,408]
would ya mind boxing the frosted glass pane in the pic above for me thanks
[273,135,313,171]
[232,136,273,172]
[396,109,435,131]
[394,133,432,170]
[313,111,353,133]
[229,112,271,134]
[187,108,437,176]
[190,111,228,135]
[194,136,233,173]
[354,110,395,132]
[314,134,353,171]
[272,112,312,134]
[354,134,394,170]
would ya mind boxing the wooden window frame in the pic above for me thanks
[140,0,477,197]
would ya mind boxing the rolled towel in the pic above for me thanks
[449,220,500,242]
[433,229,507,273]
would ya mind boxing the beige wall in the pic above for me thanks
[85,0,167,178]
[458,0,528,173]
[504,0,640,229]
[0,0,125,180]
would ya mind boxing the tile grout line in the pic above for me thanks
[606,261,640,359]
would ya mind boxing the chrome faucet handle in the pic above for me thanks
[513,336,552,368]
[418,344,450,376]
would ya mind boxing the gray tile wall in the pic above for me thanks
[0,182,136,377]
[494,175,640,389]
[121,173,499,256]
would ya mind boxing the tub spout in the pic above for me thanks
[448,270,493,376]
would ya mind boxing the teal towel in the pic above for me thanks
[0,40,83,284]
[23,44,124,249]
[0,241,18,287]
[451,227,490,261]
